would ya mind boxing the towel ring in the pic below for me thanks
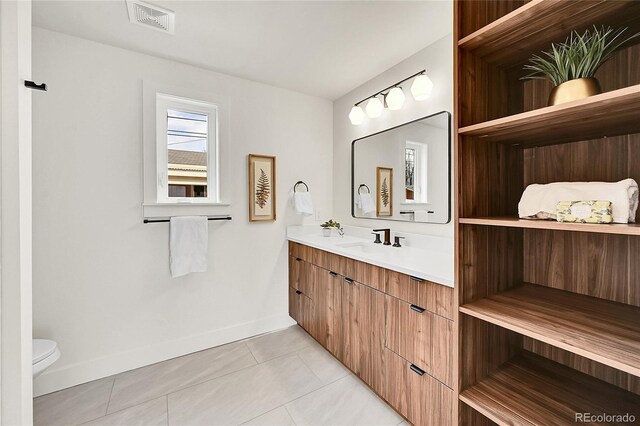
[294,181,309,192]
[358,184,370,194]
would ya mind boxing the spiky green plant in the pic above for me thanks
[522,26,640,85]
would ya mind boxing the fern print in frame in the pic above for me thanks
[249,154,276,222]
[376,167,393,217]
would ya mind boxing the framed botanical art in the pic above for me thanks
[249,154,276,222]
[376,167,393,217]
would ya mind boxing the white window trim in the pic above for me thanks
[142,80,230,219]
[156,94,219,204]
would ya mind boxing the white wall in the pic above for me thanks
[333,33,453,237]
[32,28,333,396]
[1,1,34,423]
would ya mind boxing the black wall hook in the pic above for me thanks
[25,80,47,91]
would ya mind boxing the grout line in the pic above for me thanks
[165,395,169,426]
[104,376,117,415]
[283,405,297,426]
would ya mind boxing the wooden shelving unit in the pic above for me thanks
[459,217,640,236]
[458,0,640,67]
[455,1,640,424]
[460,352,640,426]
[458,84,640,146]
[460,284,640,377]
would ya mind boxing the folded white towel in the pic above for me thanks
[294,192,314,216]
[518,178,639,224]
[357,193,376,214]
[170,216,208,278]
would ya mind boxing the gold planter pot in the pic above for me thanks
[548,77,602,106]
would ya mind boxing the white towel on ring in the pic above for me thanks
[294,192,314,216]
[170,216,208,278]
[357,193,376,214]
[518,178,639,224]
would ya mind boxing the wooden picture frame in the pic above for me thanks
[248,154,277,222]
[376,167,393,217]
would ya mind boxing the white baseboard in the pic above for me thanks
[34,314,296,397]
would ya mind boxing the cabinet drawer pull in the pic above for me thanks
[329,271,338,277]
[344,277,354,284]
[295,257,302,262]
[410,276,424,283]
[410,304,426,313]
[410,364,426,376]
[295,290,302,295]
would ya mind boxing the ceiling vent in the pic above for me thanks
[126,0,175,34]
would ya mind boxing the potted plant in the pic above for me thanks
[522,26,639,105]
[320,219,343,237]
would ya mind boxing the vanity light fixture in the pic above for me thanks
[411,72,433,101]
[348,69,431,125]
[385,87,405,110]
[365,96,384,118]
[349,105,365,125]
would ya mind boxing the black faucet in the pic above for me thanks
[373,228,391,246]
[393,236,405,248]
[371,232,382,244]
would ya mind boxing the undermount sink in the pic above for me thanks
[335,242,389,254]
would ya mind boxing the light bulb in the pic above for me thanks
[385,87,405,110]
[348,105,364,125]
[411,74,433,101]
[365,97,383,118]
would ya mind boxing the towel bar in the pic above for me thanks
[143,216,232,224]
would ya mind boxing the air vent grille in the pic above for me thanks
[126,1,175,34]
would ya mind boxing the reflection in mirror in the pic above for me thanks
[352,111,450,223]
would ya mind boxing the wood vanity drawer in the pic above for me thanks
[289,242,312,263]
[385,296,453,386]
[289,286,315,335]
[386,270,454,319]
[288,256,316,299]
[354,260,386,292]
[385,348,454,426]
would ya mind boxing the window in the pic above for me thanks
[405,141,428,203]
[156,94,218,203]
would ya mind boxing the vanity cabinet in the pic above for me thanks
[288,241,454,425]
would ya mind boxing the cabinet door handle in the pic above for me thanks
[344,277,354,284]
[410,276,424,283]
[295,290,302,295]
[410,304,426,313]
[329,271,338,277]
[410,364,426,376]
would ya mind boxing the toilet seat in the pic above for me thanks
[33,339,60,378]
[33,339,58,364]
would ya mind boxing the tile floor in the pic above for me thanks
[34,325,407,426]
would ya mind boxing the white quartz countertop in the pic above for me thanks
[287,226,454,287]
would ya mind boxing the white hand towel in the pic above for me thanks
[170,216,208,278]
[518,178,639,224]
[294,192,314,216]
[357,193,376,214]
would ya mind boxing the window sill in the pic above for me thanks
[142,202,232,220]
[142,202,231,207]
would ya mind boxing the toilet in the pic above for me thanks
[33,339,60,378]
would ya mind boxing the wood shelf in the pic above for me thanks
[458,0,640,68]
[460,351,640,426]
[459,217,640,236]
[458,84,640,146]
[460,284,640,377]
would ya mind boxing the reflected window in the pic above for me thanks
[405,141,427,203]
